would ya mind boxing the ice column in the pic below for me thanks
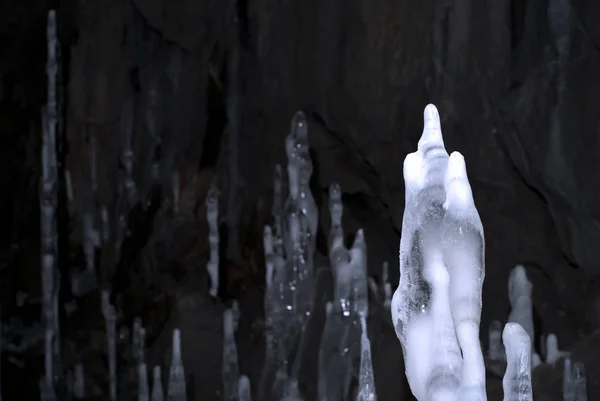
[167,329,186,401]
[206,185,220,297]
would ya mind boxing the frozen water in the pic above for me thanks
[391,104,486,401]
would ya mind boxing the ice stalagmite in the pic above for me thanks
[73,363,85,399]
[260,226,289,400]
[488,321,505,362]
[101,291,117,401]
[381,261,392,309]
[238,376,252,401]
[167,329,186,401]
[563,358,587,401]
[151,366,165,401]
[41,10,61,400]
[391,104,486,401]
[139,363,150,401]
[319,183,367,401]
[206,185,220,297]
[223,303,240,401]
[507,265,534,346]
[545,333,568,364]
[502,323,533,401]
[356,315,376,401]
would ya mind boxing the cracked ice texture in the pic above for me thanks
[391,104,486,401]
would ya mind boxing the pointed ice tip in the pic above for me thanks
[172,329,181,353]
[329,182,341,198]
[446,152,467,181]
[418,104,444,153]
[292,111,308,133]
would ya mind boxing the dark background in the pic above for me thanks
[1,0,599,400]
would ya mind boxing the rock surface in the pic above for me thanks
[1,0,600,400]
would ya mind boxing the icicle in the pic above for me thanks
[139,363,149,401]
[507,265,534,345]
[502,323,533,401]
[167,329,186,401]
[238,376,252,401]
[101,205,110,244]
[41,9,60,399]
[101,291,117,401]
[120,97,138,208]
[132,318,147,363]
[488,320,505,361]
[223,303,240,401]
[356,315,376,401]
[328,183,348,279]
[172,171,180,214]
[573,362,587,401]
[151,366,165,401]
[73,363,85,399]
[380,261,392,308]
[545,333,569,364]
[206,185,220,297]
[272,165,284,247]
[563,357,575,401]
[259,225,289,401]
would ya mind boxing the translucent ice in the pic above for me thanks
[151,366,165,401]
[507,265,534,345]
[502,323,533,401]
[356,315,376,401]
[206,185,220,297]
[391,104,486,401]
[238,375,252,401]
[167,329,186,401]
[223,304,240,401]
[545,333,569,364]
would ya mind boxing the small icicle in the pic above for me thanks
[356,315,377,401]
[172,171,180,214]
[238,375,252,401]
[167,329,186,401]
[101,291,117,401]
[381,261,392,308]
[573,361,587,401]
[205,185,220,297]
[73,362,85,399]
[223,304,240,401]
[488,320,505,361]
[151,366,165,401]
[139,363,149,401]
[546,333,569,364]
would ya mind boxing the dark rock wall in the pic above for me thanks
[2,0,600,400]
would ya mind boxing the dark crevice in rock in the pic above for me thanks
[199,60,227,169]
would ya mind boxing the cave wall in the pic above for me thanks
[2,0,600,399]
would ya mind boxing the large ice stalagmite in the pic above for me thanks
[391,104,533,401]
[390,104,484,401]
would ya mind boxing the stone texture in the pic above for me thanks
[1,0,600,400]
